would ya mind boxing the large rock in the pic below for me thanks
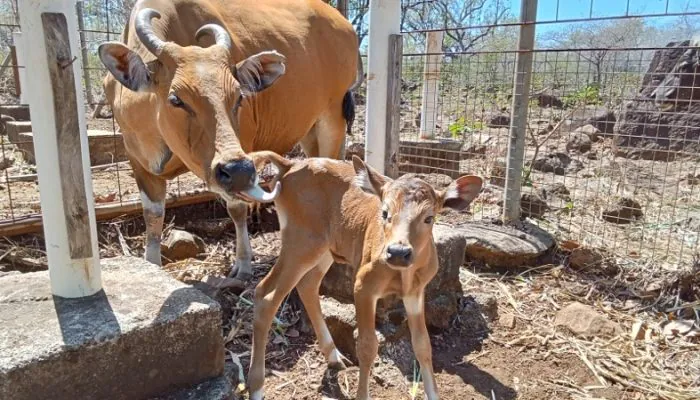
[602,197,643,224]
[566,132,592,153]
[0,256,225,400]
[161,229,206,261]
[488,113,510,128]
[531,152,584,175]
[458,221,555,267]
[614,39,700,160]
[554,302,622,338]
[584,108,616,135]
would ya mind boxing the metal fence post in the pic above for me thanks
[364,0,401,175]
[503,0,538,222]
[419,30,444,140]
[18,0,102,298]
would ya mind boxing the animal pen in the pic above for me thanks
[0,0,698,268]
[0,0,699,399]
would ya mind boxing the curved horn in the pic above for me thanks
[195,24,232,51]
[135,8,166,56]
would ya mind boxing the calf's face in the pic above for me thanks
[352,156,483,269]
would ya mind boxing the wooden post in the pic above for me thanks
[336,0,348,17]
[419,31,444,140]
[76,1,95,109]
[385,34,402,179]
[364,0,401,175]
[9,45,20,99]
[18,0,102,298]
[11,33,27,104]
[503,0,538,222]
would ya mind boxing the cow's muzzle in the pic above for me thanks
[213,158,281,203]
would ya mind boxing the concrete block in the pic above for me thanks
[14,129,127,165]
[151,375,233,400]
[0,256,226,400]
[5,120,32,142]
[399,138,463,178]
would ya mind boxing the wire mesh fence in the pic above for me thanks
[395,0,700,268]
[0,0,698,269]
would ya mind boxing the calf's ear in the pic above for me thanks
[438,175,483,211]
[352,156,392,198]
[98,42,153,92]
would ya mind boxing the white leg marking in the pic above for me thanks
[404,294,424,316]
[250,388,264,400]
[140,191,164,265]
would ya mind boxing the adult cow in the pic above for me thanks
[98,0,362,282]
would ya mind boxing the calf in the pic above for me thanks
[246,152,483,400]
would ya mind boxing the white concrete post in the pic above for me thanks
[364,0,401,174]
[11,32,27,105]
[419,31,444,140]
[18,0,102,298]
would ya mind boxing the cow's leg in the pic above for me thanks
[354,280,379,400]
[300,99,348,160]
[132,160,167,266]
[403,292,439,400]
[248,238,327,400]
[295,251,350,370]
[226,199,253,282]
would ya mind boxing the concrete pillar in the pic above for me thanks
[419,31,444,140]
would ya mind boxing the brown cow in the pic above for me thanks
[97,0,361,282]
[245,152,483,400]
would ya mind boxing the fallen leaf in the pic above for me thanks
[662,320,695,338]
[631,320,646,341]
[95,192,117,203]
[559,240,580,251]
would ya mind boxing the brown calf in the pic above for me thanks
[245,152,483,400]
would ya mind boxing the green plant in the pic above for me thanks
[563,83,602,107]
[448,116,484,139]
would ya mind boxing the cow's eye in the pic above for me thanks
[424,216,434,224]
[381,209,389,221]
[168,94,185,108]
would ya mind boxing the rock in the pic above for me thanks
[568,247,619,275]
[531,152,584,175]
[488,113,510,128]
[534,93,563,109]
[320,296,358,360]
[489,158,507,187]
[554,302,622,338]
[520,190,548,219]
[498,313,516,329]
[458,221,555,267]
[0,151,14,171]
[424,294,457,330]
[531,121,554,136]
[457,293,497,338]
[602,198,643,224]
[574,124,601,141]
[539,183,571,201]
[584,109,616,135]
[161,229,206,261]
[687,173,700,185]
[614,40,700,160]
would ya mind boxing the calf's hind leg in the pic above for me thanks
[248,240,328,400]
[295,252,350,369]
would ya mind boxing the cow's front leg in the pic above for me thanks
[227,199,254,282]
[133,161,167,266]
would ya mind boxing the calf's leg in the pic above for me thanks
[226,200,253,282]
[403,292,439,400]
[354,288,379,400]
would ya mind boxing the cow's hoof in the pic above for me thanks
[228,262,253,282]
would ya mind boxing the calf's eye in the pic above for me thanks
[381,209,389,220]
[424,216,434,224]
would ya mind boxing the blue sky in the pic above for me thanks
[506,0,700,35]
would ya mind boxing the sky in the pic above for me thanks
[506,0,700,36]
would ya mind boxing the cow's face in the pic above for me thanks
[352,156,483,269]
[98,8,284,203]
[652,39,700,111]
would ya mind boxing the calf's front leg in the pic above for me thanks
[226,199,254,282]
[354,289,379,400]
[403,292,439,400]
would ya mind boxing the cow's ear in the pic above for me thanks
[234,50,286,96]
[98,42,153,92]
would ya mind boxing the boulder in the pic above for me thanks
[458,221,555,267]
[602,198,643,224]
[566,132,592,154]
[488,113,510,128]
[574,124,601,142]
[520,190,548,219]
[161,230,206,261]
[555,302,622,338]
[531,152,584,175]
[584,108,616,135]
[614,39,700,160]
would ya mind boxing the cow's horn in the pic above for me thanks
[135,8,166,56]
[195,24,232,51]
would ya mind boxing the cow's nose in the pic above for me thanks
[386,244,413,267]
[215,158,256,192]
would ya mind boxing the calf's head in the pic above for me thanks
[98,8,284,202]
[352,156,483,268]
